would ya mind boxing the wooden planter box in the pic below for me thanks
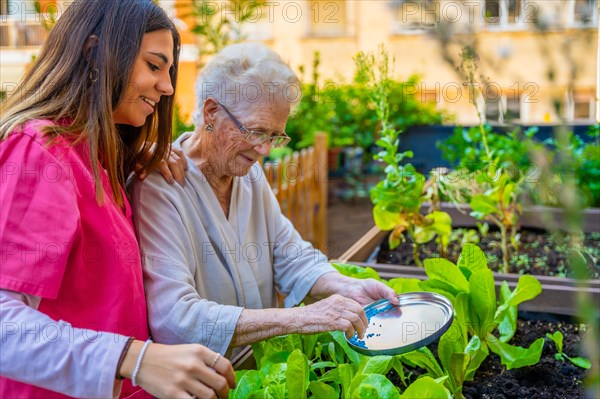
[435,202,600,233]
[337,226,600,318]
[338,203,600,264]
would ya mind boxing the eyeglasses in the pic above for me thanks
[216,101,291,149]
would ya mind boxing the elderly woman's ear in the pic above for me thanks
[202,98,219,128]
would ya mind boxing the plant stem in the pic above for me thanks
[487,214,510,273]
[510,224,517,250]
[477,120,492,162]
[499,223,510,273]
[413,242,423,267]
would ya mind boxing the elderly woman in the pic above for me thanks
[131,43,398,356]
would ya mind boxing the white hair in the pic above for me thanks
[193,42,301,127]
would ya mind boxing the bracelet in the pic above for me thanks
[131,339,153,387]
[115,337,135,380]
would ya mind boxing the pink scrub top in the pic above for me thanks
[0,120,151,398]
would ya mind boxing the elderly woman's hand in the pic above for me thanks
[298,294,368,339]
[309,272,399,307]
[334,278,399,307]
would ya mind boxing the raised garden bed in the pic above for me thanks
[229,204,599,397]
[432,202,600,234]
[231,263,597,398]
[337,227,600,317]
[461,315,588,399]
[377,228,600,278]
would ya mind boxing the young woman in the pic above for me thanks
[0,1,235,398]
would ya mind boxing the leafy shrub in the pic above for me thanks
[285,52,447,153]
[437,124,537,175]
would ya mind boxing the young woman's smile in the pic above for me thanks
[113,30,174,126]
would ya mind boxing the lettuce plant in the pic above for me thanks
[231,246,547,398]
[417,244,545,369]
[386,244,544,398]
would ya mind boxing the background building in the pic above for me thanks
[1,0,598,126]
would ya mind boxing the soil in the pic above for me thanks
[376,229,600,279]
[387,314,592,398]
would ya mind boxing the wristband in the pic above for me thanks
[115,337,135,380]
[131,339,153,387]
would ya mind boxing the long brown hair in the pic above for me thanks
[0,0,180,206]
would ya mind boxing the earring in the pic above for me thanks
[205,123,214,132]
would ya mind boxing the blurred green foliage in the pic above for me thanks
[172,104,195,140]
[439,124,600,208]
[286,52,447,152]
[188,0,265,66]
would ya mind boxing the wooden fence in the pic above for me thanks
[262,133,328,251]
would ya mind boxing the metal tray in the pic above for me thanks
[347,292,454,356]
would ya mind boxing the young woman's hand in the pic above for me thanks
[120,341,235,399]
[136,146,188,185]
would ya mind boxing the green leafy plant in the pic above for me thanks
[231,330,407,399]
[392,244,545,398]
[546,124,600,208]
[187,0,265,66]
[438,125,538,175]
[420,245,544,368]
[356,45,452,266]
[546,331,591,369]
[575,125,600,207]
[232,247,549,398]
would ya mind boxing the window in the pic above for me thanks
[568,0,598,27]
[507,0,522,24]
[504,93,521,121]
[566,90,595,121]
[484,0,500,24]
[484,84,502,122]
[308,0,348,37]
[484,87,521,124]
[483,0,526,28]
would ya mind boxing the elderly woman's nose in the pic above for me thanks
[254,141,272,156]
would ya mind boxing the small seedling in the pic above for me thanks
[546,331,591,369]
